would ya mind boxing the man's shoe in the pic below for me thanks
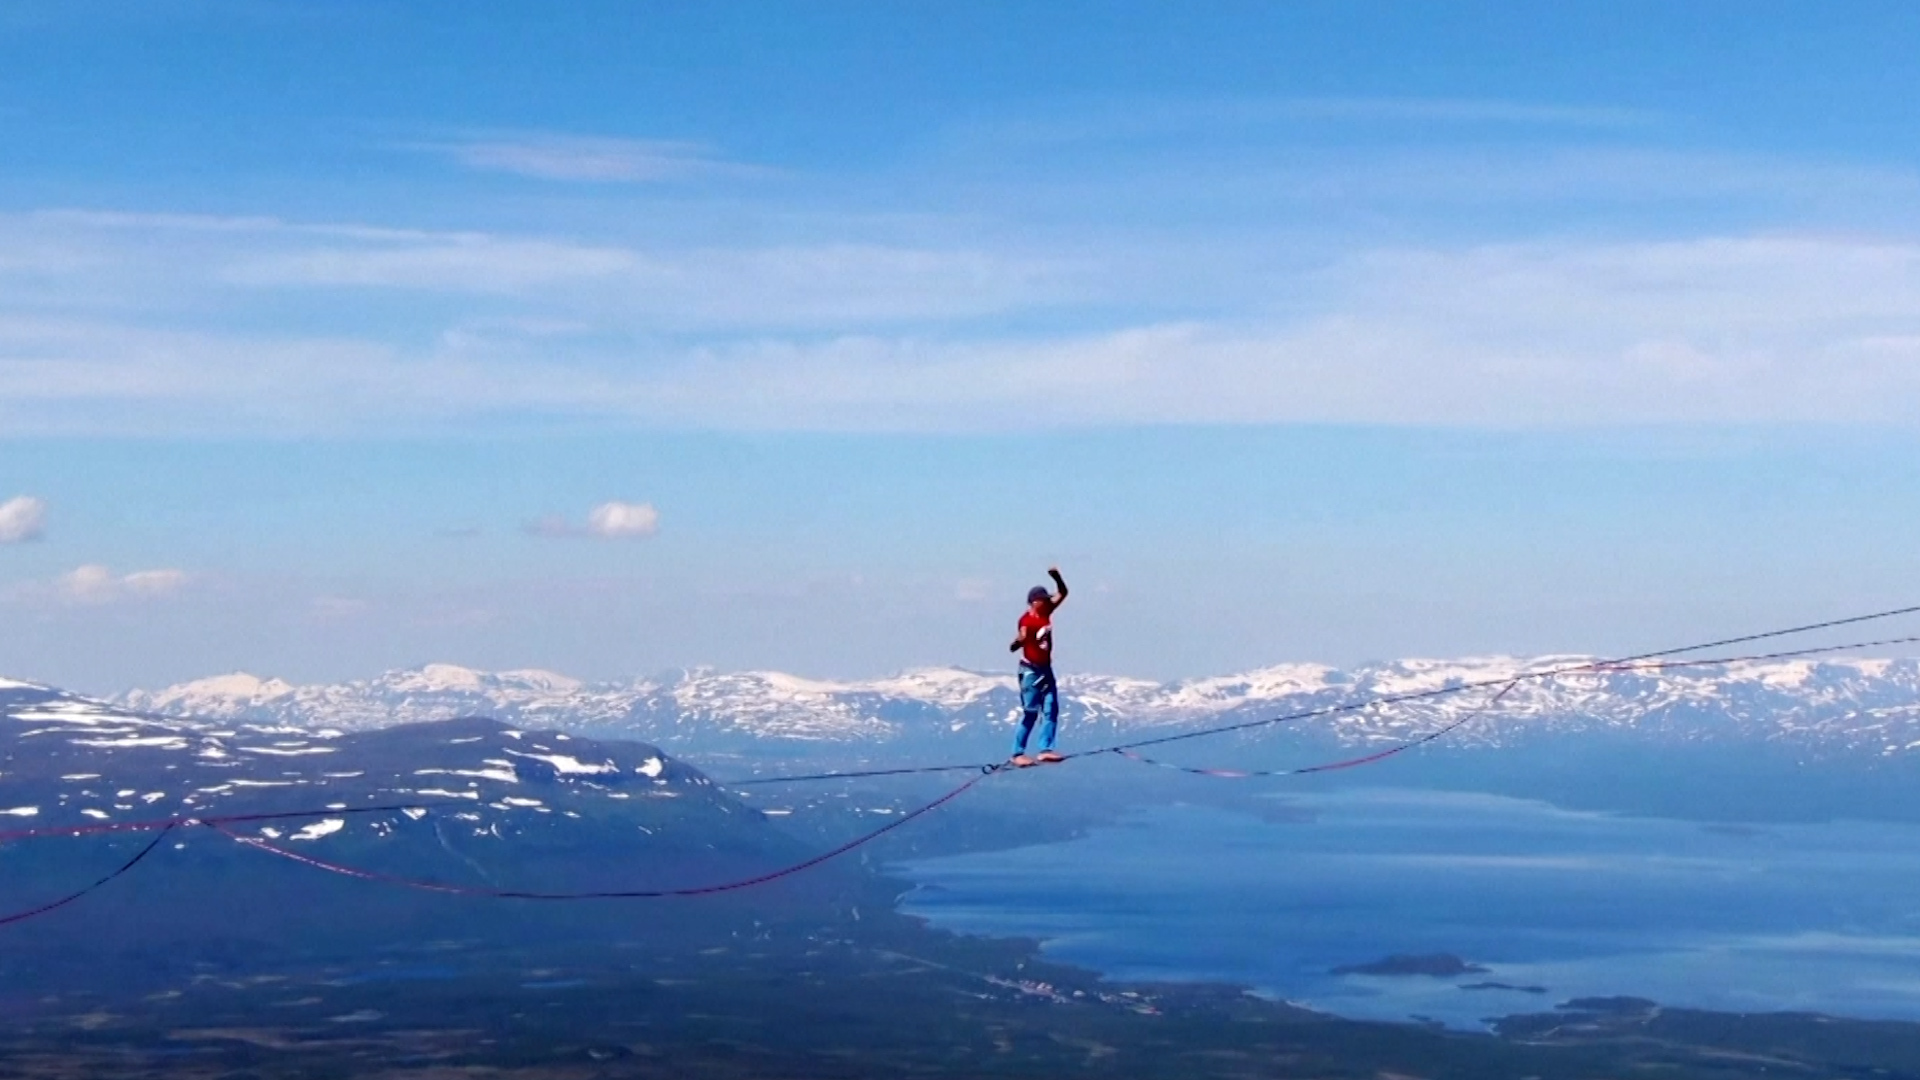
[1036,751,1065,763]
[1010,754,1037,768]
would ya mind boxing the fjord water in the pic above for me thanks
[898,786,1920,1028]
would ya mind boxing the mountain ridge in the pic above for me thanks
[82,654,1920,759]
[0,678,812,898]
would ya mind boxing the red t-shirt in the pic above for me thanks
[1018,611,1053,667]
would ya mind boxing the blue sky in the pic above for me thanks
[3,2,1919,692]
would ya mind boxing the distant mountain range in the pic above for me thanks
[101,655,1920,760]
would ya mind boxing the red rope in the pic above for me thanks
[208,772,991,900]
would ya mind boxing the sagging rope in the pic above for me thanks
[0,805,466,928]
[208,771,991,900]
[0,779,997,925]
[5,603,1920,923]
[0,825,175,928]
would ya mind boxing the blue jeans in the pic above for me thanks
[1012,663,1059,755]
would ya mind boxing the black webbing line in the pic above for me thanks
[0,824,176,927]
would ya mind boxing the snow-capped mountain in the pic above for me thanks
[0,679,894,983]
[106,654,1920,759]
[0,678,799,890]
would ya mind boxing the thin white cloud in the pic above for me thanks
[467,233,1918,429]
[586,501,659,539]
[58,564,188,603]
[965,96,1654,150]
[24,208,455,244]
[226,236,1076,322]
[121,568,188,594]
[0,495,46,542]
[411,132,762,183]
[8,232,1920,432]
[526,502,660,539]
[7,196,1920,432]
[1276,96,1651,127]
[523,515,576,538]
[228,238,636,293]
[310,595,370,620]
[0,209,1077,324]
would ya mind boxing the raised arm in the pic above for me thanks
[1047,566,1068,608]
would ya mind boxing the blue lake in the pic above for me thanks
[897,788,1920,1028]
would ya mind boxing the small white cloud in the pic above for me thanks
[59,564,187,603]
[527,501,660,540]
[58,564,116,602]
[0,496,46,543]
[586,501,659,539]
